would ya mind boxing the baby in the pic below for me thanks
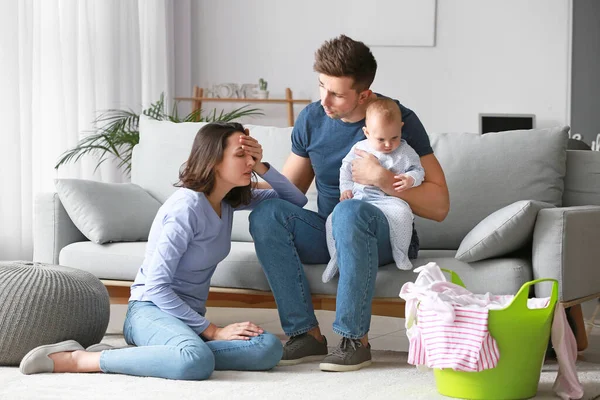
[323,98,425,282]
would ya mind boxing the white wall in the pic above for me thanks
[189,0,572,133]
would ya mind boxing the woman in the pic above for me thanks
[20,122,307,380]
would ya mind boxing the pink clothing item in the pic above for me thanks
[400,262,584,399]
[402,263,505,372]
[408,307,500,372]
[551,303,584,400]
[400,263,516,331]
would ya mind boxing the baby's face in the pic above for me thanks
[363,116,403,153]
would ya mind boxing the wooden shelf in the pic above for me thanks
[175,86,312,126]
[176,97,311,104]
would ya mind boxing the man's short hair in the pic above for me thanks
[313,34,377,92]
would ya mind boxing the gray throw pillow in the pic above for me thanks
[55,179,161,244]
[416,126,568,250]
[455,200,555,263]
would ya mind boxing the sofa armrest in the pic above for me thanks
[33,192,87,264]
[532,206,600,302]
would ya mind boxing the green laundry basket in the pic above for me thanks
[432,270,558,400]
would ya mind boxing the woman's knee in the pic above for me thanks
[170,345,215,381]
[253,333,283,370]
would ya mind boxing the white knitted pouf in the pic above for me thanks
[0,261,110,365]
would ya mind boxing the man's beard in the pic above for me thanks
[325,100,360,121]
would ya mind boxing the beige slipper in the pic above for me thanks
[19,340,83,375]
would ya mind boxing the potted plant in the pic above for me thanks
[55,94,263,175]
[257,78,269,99]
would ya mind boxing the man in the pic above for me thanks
[249,35,449,372]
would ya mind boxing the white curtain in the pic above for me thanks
[0,0,176,261]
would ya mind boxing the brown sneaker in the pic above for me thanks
[278,333,328,366]
[319,337,372,372]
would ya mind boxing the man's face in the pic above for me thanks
[318,74,366,121]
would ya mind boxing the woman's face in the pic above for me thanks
[215,132,255,188]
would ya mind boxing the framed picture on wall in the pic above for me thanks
[342,0,437,47]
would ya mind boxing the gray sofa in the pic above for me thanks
[33,118,600,314]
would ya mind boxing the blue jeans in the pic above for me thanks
[99,301,283,380]
[249,199,418,339]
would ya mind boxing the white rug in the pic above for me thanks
[1,336,599,400]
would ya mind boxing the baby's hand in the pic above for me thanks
[340,190,354,201]
[393,174,415,192]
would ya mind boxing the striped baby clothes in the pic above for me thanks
[408,306,500,371]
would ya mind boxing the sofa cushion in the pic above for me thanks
[131,118,208,204]
[416,126,569,250]
[55,179,161,244]
[59,241,145,281]
[219,246,534,297]
[59,241,531,298]
[455,200,554,263]
[132,117,315,242]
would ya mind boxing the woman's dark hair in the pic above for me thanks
[176,122,254,208]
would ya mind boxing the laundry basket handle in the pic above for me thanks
[507,278,559,311]
[440,268,466,288]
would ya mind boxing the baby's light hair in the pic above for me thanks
[365,98,402,125]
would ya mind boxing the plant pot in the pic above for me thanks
[257,90,269,99]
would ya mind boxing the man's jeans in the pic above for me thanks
[249,198,418,339]
[99,301,283,380]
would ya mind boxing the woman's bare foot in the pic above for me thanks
[49,350,102,373]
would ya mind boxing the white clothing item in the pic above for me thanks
[339,139,425,198]
[400,263,523,330]
[322,139,424,282]
[401,265,501,371]
[400,262,458,330]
